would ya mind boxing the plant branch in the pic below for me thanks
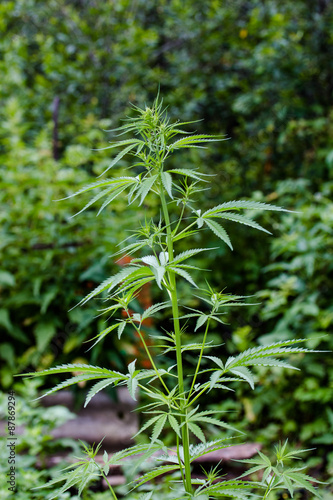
[187,318,211,403]
[159,179,193,494]
[98,465,118,500]
[126,313,170,394]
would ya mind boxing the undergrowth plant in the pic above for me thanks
[22,97,323,499]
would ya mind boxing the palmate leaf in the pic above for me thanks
[204,356,224,369]
[87,322,120,349]
[83,265,155,307]
[171,267,198,287]
[237,463,269,479]
[151,413,168,444]
[209,370,224,391]
[74,266,139,307]
[208,372,252,392]
[280,473,295,498]
[240,358,298,370]
[22,363,124,378]
[235,452,272,480]
[281,470,324,498]
[113,239,149,258]
[197,292,253,309]
[204,219,233,250]
[93,138,144,151]
[278,445,316,462]
[176,263,207,272]
[23,363,127,403]
[225,338,313,372]
[126,359,139,400]
[209,212,272,234]
[127,375,139,400]
[188,422,206,443]
[33,469,87,498]
[58,176,138,200]
[229,366,255,389]
[131,174,158,206]
[141,301,170,320]
[171,247,212,265]
[152,265,166,289]
[110,442,163,464]
[203,481,254,499]
[133,414,162,438]
[168,414,181,438]
[111,274,155,298]
[84,378,118,407]
[189,410,242,434]
[170,247,211,265]
[33,374,111,400]
[99,142,140,176]
[132,464,180,489]
[173,229,199,242]
[139,493,153,500]
[189,438,234,461]
[138,386,179,410]
[71,186,116,218]
[33,458,100,499]
[236,452,271,469]
[141,254,159,267]
[205,340,315,392]
[168,134,225,151]
[167,168,210,182]
[78,463,101,495]
[161,171,173,198]
[195,314,209,331]
[96,185,129,215]
[159,251,169,265]
[203,200,292,216]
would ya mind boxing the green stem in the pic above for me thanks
[172,202,186,236]
[159,180,193,495]
[176,434,186,485]
[99,467,118,500]
[173,220,197,240]
[188,384,209,408]
[262,472,275,500]
[128,315,170,394]
[187,318,211,403]
[137,383,180,409]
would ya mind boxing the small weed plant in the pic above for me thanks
[23,97,323,499]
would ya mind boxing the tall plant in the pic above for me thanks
[23,97,322,499]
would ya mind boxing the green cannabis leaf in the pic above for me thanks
[19,95,323,500]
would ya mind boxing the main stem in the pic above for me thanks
[159,181,193,494]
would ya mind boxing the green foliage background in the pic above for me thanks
[1,0,332,485]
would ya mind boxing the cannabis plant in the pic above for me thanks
[23,97,322,499]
